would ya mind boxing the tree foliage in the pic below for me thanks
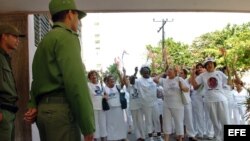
[146,38,195,74]
[145,22,250,74]
[191,22,250,71]
[104,63,120,81]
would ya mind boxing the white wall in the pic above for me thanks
[28,14,40,141]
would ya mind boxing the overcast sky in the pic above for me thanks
[81,12,250,75]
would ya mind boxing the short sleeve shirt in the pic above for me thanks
[196,71,228,102]
[135,77,157,107]
[159,77,185,109]
[127,84,142,110]
[104,85,121,107]
[88,82,104,110]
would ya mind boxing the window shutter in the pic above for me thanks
[34,14,51,47]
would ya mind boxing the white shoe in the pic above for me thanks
[195,135,203,140]
[204,135,214,140]
[148,137,154,141]
[156,136,163,141]
[207,136,214,140]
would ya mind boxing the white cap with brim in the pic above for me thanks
[203,57,216,66]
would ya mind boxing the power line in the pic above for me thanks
[153,18,173,68]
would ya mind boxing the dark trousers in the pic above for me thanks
[0,109,15,141]
[36,101,81,141]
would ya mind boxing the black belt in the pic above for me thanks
[38,94,67,104]
[0,103,18,113]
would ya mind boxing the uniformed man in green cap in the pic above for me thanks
[24,0,95,141]
[0,24,24,141]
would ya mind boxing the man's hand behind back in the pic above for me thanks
[84,134,94,141]
[24,108,38,124]
[0,112,3,123]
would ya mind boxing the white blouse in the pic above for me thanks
[88,82,104,110]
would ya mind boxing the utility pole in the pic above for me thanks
[153,18,173,69]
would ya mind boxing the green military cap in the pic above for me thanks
[0,24,25,37]
[49,0,86,19]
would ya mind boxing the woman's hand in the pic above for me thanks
[103,93,108,100]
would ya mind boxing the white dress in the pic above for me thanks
[135,77,158,134]
[159,76,186,136]
[222,84,237,124]
[183,78,197,138]
[88,82,107,138]
[196,71,230,141]
[104,85,127,140]
[232,88,249,124]
[127,84,145,139]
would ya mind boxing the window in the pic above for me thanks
[34,14,51,47]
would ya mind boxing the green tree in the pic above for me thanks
[104,63,120,81]
[191,22,250,71]
[146,22,250,75]
[146,38,195,74]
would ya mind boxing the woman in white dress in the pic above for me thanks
[190,57,230,141]
[135,65,163,141]
[233,80,249,124]
[125,74,146,141]
[179,69,198,141]
[219,66,237,124]
[104,75,127,141]
[190,63,214,140]
[87,70,108,141]
[154,66,189,141]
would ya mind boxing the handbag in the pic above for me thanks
[180,92,189,105]
[177,77,189,105]
[102,97,110,111]
[116,86,127,109]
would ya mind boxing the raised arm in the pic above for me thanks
[133,66,138,77]
[121,67,128,87]
[232,67,241,83]
[190,66,200,90]
[178,77,189,93]
[153,73,165,84]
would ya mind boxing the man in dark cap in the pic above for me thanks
[0,24,24,141]
[24,0,95,141]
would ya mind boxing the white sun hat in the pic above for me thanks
[203,57,216,66]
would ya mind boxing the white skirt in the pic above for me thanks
[106,107,127,140]
[94,110,107,138]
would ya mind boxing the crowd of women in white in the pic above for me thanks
[87,57,249,141]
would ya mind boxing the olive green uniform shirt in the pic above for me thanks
[0,48,18,112]
[29,22,95,135]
